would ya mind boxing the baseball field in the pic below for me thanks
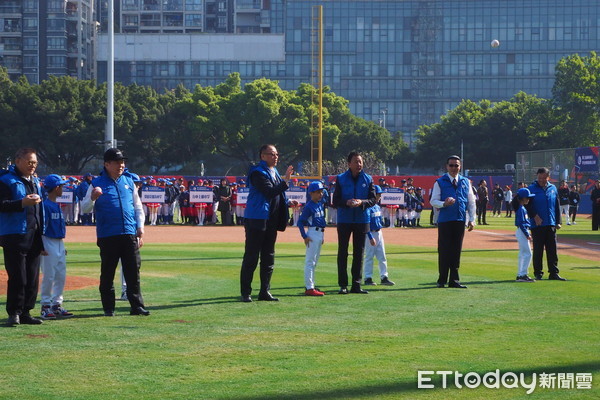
[1,212,598,400]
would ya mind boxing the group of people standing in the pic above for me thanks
[2,145,594,324]
[1,148,149,326]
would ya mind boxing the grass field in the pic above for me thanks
[1,216,599,400]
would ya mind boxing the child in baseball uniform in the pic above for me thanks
[512,188,536,282]
[297,182,327,296]
[40,174,74,319]
[364,185,395,286]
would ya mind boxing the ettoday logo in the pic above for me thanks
[418,370,593,394]
[418,370,537,394]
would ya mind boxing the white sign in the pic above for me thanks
[189,186,213,203]
[380,188,404,205]
[287,187,307,205]
[56,188,74,204]
[141,186,165,203]
[236,187,249,205]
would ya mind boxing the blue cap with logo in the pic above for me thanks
[44,174,68,191]
[517,188,535,198]
[307,181,325,193]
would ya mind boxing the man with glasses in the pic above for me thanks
[430,155,476,288]
[240,144,295,302]
[0,148,45,326]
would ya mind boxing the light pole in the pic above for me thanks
[381,107,388,130]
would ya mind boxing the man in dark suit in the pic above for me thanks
[430,155,476,288]
[239,144,296,302]
[0,148,45,326]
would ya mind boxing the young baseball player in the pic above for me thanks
[40,174,74,319]
[512,188,536,282]
[364,185,395,286]
[297,181,327,296]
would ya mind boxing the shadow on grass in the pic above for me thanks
[234,361,600,400]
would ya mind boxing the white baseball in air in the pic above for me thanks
[491,39,500,48]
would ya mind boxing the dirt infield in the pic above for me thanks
[63,224,599,260]
[1,224,597,296]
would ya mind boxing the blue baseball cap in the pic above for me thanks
[129,173,141,183]
[44,174,68,191]
[307,181,325,192]
[374,185,383,194]
[517,188,535,198]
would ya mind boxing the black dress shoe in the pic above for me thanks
[257,292,279,301]
[436,283,445,288]
[104,310,115,317]
[448,282,467,289]
[241,295,252,303]
[20,314,43,325]
[350,287,369,294]
[338,287,348,294]
[7,315,20,326]
[548,274,567,281]
[534,274,543,280]
[130,307,150,316]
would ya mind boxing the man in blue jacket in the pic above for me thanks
[525,167,566,281]
[430,155,476,288]
[81,148,149,316]
[0,148,45,326]
[333,151,377,294]
[240,144,295,302]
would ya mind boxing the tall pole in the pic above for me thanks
[106,0,115,150]
[317,5,323,178]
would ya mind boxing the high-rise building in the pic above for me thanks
[0,0,96,84]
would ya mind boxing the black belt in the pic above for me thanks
[312,227,325,232]
[374,229,381,232]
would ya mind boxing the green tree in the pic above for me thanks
[552,51,600,147]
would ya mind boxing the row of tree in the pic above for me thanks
[1,52,598,174]
[0,69,405,175]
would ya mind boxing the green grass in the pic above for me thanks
[1,236,599,400]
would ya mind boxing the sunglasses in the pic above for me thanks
[448,164,460,167]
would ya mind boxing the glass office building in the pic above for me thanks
[96,0,598,145]
[0,0,96,83]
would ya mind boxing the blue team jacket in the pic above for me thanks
[92,169,137,238]
[0,165,45,236]
[335,170,373,224]
[527,180,559,227]
[43,199,66,239]
[436,174,470,223]
[244,160,289,220]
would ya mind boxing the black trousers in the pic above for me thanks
[531,226,559,277]
[98,235,144,312]
[477,200,488,224]
[337,223,368,288]
[2,233,42,316]
[592,206,600,231]
[240,225,277,297]
[437,221,466,285]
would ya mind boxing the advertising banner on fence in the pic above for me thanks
[189,186,213,203]
[141,186,165,203]
[575,146,599,173]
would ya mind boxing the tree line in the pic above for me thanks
[1,52,598,174]
[0,70,406,175]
